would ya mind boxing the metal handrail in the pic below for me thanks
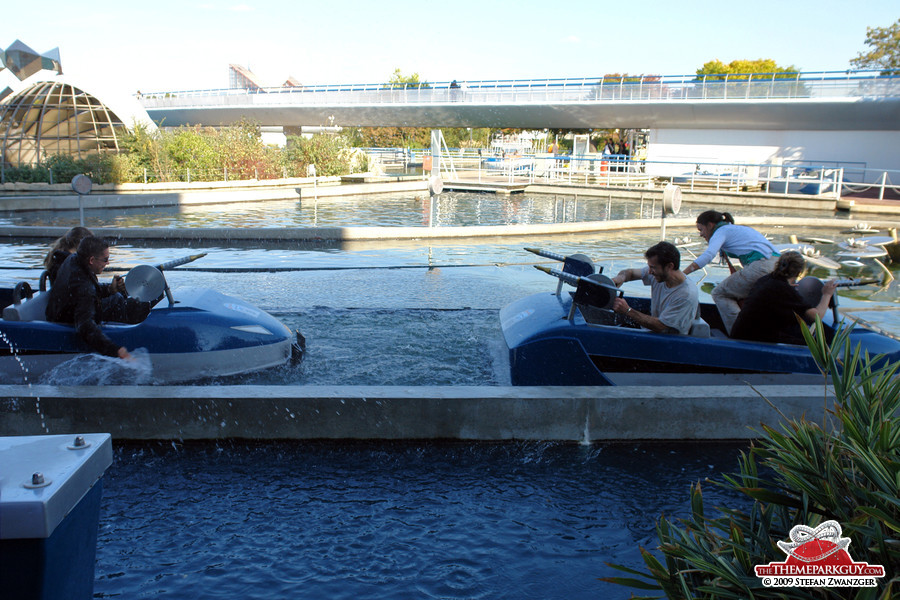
[138,70,900,108]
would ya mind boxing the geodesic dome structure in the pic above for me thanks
[1,39,154,168]
[0,80,133,166]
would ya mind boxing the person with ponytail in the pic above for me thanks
[682,210,780,335]
[43,226,94,285]
[730,252,837,344]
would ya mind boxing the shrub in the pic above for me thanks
[603,320,900,599]
[283,134,354,177]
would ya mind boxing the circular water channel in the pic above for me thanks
[3,190,894,598]
[1,191,898,385]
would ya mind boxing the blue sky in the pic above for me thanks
[6,1,898,92]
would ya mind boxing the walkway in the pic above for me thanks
[138,71,900,130]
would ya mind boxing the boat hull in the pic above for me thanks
[0,287,297,383]
[768,179,834,195]
[501,291,900,386]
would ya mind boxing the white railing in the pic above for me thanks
[138,70,900,109]
[380,151,900,201]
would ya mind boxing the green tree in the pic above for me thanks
[696,58,799,80]
[851,18,900,74]
[161,126,219,180]
[343,126,432,149]
[213,119,279,180]
[386,68,430,89]
[282,134,355,177]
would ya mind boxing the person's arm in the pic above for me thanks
[683,230,727,275]
[803,280,838,322]
[612,297,675,333]
[611,267,644,287]
[71,286,126,358]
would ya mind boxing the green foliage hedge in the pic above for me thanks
[604,320,899,599]
[1,119,363,184]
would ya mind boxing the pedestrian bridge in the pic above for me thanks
[139,71,900,130]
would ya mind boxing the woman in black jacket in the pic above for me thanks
[731,252,837,344]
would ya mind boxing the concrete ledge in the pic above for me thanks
[297,179,426,198]
[0,384,835,441]
[0,177,338,195]
[0,178,417,212]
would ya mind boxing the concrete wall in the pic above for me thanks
[646,129,900,178]
[0,384,835,441]
[0,178,427,212]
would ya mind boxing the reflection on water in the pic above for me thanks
[0,190,845,229]
[95,440,752,600]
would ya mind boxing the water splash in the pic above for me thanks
[39,348,153,385]
[0,328,48,432]
[581,413,591,446]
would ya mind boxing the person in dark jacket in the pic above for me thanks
[46,237,150,359]
[731,251,837,344]
[43,226,93,286]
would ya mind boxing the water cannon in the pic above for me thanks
[534,264,623,320]
[156,253,207,271]
[524,247,596,277]
[127,253,208,307]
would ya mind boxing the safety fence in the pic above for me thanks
[138,70,900,109]
[394,148,900,201]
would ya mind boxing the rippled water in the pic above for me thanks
[0,190,846,229]
[3,191,892,598]
[3,218,900,386]
[95,441,751,600]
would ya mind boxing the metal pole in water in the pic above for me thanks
[71,174,92,228]
[430,130,441,176]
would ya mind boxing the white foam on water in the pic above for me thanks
[39,348,153,385]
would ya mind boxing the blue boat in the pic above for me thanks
[0,258,303,383]
[501,249,900,386]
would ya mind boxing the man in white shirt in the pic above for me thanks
[610,241,699,335]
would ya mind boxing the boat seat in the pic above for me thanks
[688,317,710,338]
[3,292,50,322]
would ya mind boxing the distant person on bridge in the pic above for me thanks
[682,210,780,335]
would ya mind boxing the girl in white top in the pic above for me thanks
[682,210,779,335]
